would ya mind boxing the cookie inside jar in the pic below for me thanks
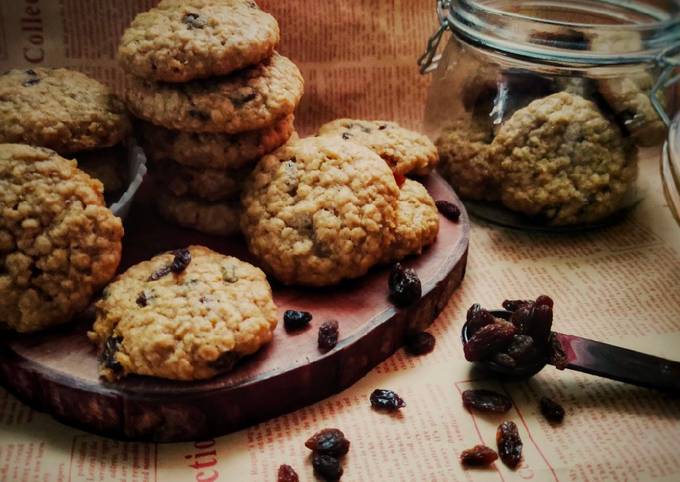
[422,0,677,229]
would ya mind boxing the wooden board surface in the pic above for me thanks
[0,173,469,442]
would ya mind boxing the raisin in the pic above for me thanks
[378,124,388,130]
[147,265,171,281]
[509,304,535,334]
[466,303,496,334]
[170,248,192,273]
[318,320,339,351]
[189,109,210,121]
[388,263,421,307]
[370,389,406,411]
[135,291,147,307]
[548,333,568,370]
[540,396,565,423]
[341,132,352,140]
[462,389,512,413]
[506,335,536,363]
[283,310,312,330]
[277,464,299,482]
[210,351,239,371]
[463,320,516,361]
[534,295,554,308]
[493,352,517,368]
[101,336,123,373]
[182,12,207,28]
[435,200,461,221]
[222,265,238,282]
[496,421,523,469]
[304,428,350,457]
[405,332,435,355]
[460,445,499,466]
[229,90,257,108]
[312,453,343,481]
[22,77,40,86]
[502,299,532,312]
[528,304,552,345]
[25,69,37,76]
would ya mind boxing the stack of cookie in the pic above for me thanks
[118,0,303,235]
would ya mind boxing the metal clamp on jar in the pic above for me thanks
[419,0,680,230]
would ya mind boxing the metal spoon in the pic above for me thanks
[461,310,680,394]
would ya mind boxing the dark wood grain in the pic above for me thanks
[0,173,469,442]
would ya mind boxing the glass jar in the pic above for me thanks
[663,112,680,225]
[420,0,680,230]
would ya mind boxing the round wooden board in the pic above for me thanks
[0,173,469,442]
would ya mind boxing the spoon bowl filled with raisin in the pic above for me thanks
[461,296,680,394]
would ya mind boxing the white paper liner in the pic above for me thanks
[109,138,148,219]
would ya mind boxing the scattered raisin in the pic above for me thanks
[388,263,422,307]
[463,320,516,361]
[305,428,350,457]
[312,453,343,481]
[528,304,553,345]
[101,336,123,373]
[435,200,461,221]
[460,445,499,467]
[277,464,299,482]
[148,265,171,281]
[405,332,435,355]
[540,396,565,423]
[370,389,406,411]
[182,12,207,28]
[506,335,536,363]
[496,421,523,469]
[548,333,568,370]
[534,295,554,308]
[135,291,148,307]
[318,320,339,351]
[341,132,352,140]
[25,69,37,76]
[283,310,312,330]
[462,389,512,413]
[170,248,192,273]
[493,352,517,368]
[502,299,532,312]
[466,303,496,334]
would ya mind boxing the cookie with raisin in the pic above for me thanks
[0,144,123,332]
[241,136,399,286]
[118,0,279,82]
[0,68,130,154]
[125,53,303,134]
[317,119,438,177]
[89,245,277,381]
[156,189,241,236]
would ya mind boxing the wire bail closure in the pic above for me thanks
[651,44,680,127]
[417,0,451,74]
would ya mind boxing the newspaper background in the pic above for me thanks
[1,0,680,481]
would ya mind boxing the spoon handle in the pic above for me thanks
[553,333,680,394]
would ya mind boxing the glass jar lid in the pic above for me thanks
[419,0,680,124]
